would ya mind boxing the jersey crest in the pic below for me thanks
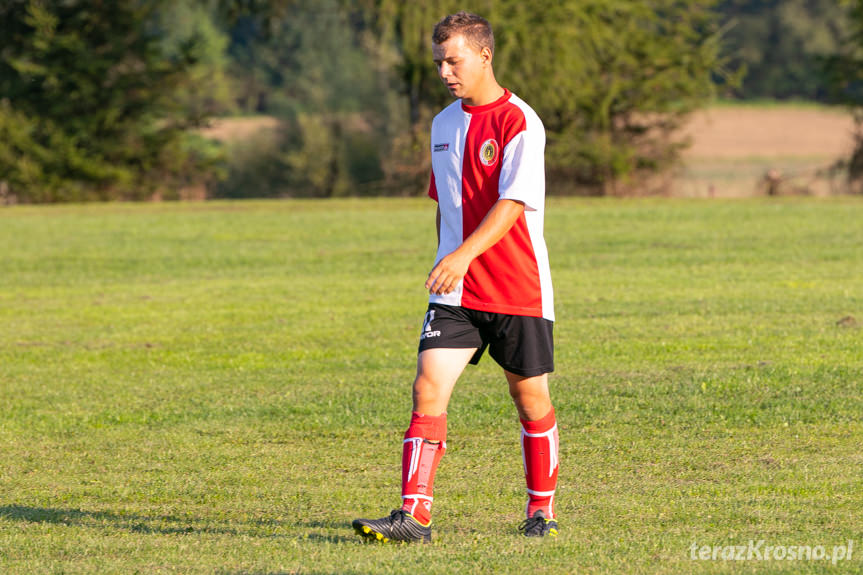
[479,138,499,166]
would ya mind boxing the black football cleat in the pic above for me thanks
[352,509,432,543]
[518,509,558,537]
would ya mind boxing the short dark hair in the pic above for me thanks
[432,11,494,55]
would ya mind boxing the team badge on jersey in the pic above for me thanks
[479,138,499,166]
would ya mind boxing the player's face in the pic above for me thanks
[433,34,491,105]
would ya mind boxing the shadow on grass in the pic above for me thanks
[301,532,358,544]
[0,504,258,537]
[1,505,361,545]
[293,519,362,544]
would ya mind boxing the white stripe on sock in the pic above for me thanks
[404,437,422,482]
[401,494,433,501]
[547,430,557,477]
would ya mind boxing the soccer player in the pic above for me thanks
[352,11,558,542]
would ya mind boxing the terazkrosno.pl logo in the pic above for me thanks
[690,540,854,565]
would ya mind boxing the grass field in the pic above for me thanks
[1,198,861,574]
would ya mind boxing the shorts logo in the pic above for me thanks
[479,138,499,166]
[433,143,450,152]
[420,309,441,340]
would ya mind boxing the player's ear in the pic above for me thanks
[480,46,492,66]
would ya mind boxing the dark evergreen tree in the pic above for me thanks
[718,0,852,100]
[0,0,223,202]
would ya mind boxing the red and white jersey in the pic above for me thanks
[428,89,554,321]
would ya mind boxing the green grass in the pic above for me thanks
[0,197,861,574]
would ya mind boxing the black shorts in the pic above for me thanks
[417,303,554,377]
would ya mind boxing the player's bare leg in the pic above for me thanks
[506,371,552,421]
[412,347,477,415]
[507,371,560,537]
[353,348,476,543]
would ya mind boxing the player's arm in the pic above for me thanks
[425,198,524,295]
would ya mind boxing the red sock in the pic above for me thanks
[401,411,447,525]
[520,408,559,519]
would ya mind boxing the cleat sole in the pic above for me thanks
[355,523,390,543]
[352,512,431,544]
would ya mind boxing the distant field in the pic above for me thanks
[200,116,280,143]
[1,198,861,574]
[683,105,855,159]
[678,105,857,198]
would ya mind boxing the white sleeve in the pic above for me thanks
[497,120,546,212]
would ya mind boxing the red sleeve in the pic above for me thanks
[427,170,438,201]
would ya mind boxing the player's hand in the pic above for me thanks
[425,251,471,295]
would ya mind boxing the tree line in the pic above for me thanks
[0,0,861,203]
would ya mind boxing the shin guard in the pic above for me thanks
[400,411,447,525]
[520,408,559,519]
